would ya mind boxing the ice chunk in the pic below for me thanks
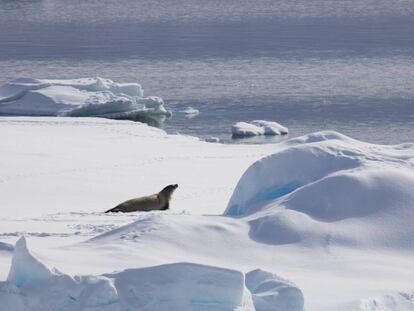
[7,237,53,287]
[232,120,288,138]
[108,262,254,311]
[232,122,265,137]
[138,96,171,116]
[251,120,288,135]
[246,269,305,311]
[182,106,200,115]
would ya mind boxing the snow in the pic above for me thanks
[232,120,288,138]
[0,118,414,310]
[0,78,171,120]
[339,292,414,311]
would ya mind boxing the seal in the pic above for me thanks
[105,184,178,213]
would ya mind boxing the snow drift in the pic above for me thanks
[225,131,414,249]
[0,78,171,121]
[0,237,304,311]
[232,120,288,138]
[339,291,414,311]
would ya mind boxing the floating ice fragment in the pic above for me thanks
[182,106,200,115]
[232,120,288,138]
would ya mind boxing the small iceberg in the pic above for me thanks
[182,106,199,115]
[182,106,200,119]
[232,120,288,138]
[0,77,171,125]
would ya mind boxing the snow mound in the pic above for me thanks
[225,131,414,249]
[232,120,288,138]
[0,77,171,120]
[3,238,310,310]
[246,269,304,311]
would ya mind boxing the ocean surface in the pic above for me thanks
[1,0,413,144]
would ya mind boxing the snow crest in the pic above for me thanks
[0,78,171,120]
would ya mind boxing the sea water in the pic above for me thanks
[0,0,413,144]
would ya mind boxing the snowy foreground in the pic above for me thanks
[0,117,414,310]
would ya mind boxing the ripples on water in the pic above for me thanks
[0,0,413,144]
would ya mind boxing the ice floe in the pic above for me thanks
[232,120,288,138]
[0,77,171,122]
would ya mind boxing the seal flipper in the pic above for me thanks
[105,207,120,213]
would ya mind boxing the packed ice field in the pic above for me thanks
[0,78,414,310]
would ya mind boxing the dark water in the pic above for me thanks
[1,0,414,144]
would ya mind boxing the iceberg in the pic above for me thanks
[232,120,288,138]
[0,77,171,123]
